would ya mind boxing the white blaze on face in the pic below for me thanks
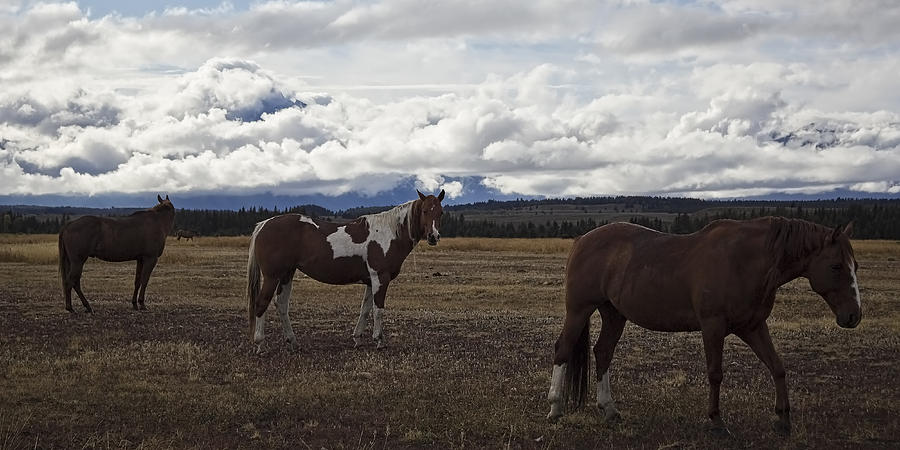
[849,260,861,308]
[431,220,439,239]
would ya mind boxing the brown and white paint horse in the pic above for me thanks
[247,190,445,352]
[547,217,861,435]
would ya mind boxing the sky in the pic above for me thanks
[1,0,899,208]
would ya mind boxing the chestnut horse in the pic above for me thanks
[547,217,861,435]
[58,195,175,312]
[247,190,445,352]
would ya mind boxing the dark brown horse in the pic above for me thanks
[547,217,861,435]
[247,190,445,352]
[58,195,175,312]
[176,229,197,241]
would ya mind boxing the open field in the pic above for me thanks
[1,235,898,448]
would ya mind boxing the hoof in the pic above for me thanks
[375,339,387,350]
[66,307,75,313]
[138,304,147,311]
[287,339,300,353]
[707,423,732,438]
[547,404,564,422]
[84,307,93,314]
[353,335,365,348]
[132,303,138,310]
[774,419,792,435]
[601,406,621,422]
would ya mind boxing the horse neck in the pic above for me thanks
[764,218,828,290]
[153,208,176,234]
[408,200,425,243]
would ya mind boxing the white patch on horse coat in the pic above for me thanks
[431,220,439,238]
[326,202,414,261]
[298,215,319,229]
[596,370,613,407]
[849,261,861,308]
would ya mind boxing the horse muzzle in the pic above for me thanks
[427,234,440,246]
[837,311,862,329]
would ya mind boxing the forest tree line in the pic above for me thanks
[2,198,900,239]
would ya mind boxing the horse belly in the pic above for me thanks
[611,285,701,332]
[298,256,368,285]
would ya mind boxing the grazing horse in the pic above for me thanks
[247,190,445,352]
[176,229,197,241]
[58,195,175,312]
[547,217,861,435]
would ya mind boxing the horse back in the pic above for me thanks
[61,214,169,262]
[567,221,773,332]
[253,214,370,285]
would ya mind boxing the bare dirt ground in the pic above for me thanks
[1,236,898,449]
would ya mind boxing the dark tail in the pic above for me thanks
[247,221,265,341]
[566,318,591,410]
[58,231,69,298]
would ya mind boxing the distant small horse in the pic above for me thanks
[176,229,197,241]
[547,217,861,435]
[58,195,175,312]
[247,190,445,352]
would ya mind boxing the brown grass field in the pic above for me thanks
[0,235,898,449]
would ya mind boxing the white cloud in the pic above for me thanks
[0,1,899,201]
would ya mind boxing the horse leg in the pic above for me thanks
[593,304,627,421]
[700,320,729,436]
[131,259,145,310]
[736,322,791,434]
[253,276,279,354]
[68,259,92,313]
[547,304,596,421]
[275,271,298,352]
[371,272,390,349]
[136,256,158,310]
[353,285,374,347]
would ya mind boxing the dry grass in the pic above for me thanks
[0,234,898,449]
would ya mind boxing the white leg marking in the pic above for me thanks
[373,306,386,348]
[275,281,297,351]
[547,363,567,420]
[353,285,374,347]
[596,371,613,407]
[254,310,267,353]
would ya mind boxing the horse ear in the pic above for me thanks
[157,194,163,203]
[843,221,854,238]
[165,194,170,201]
[417,189,426,200]
[829,224,843,243]
[438,189,445,201]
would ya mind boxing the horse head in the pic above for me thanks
[805,222,861,328]
[416,189,445,246]
[156,194,174,210]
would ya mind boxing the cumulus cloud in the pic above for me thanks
[0,1,899,201]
